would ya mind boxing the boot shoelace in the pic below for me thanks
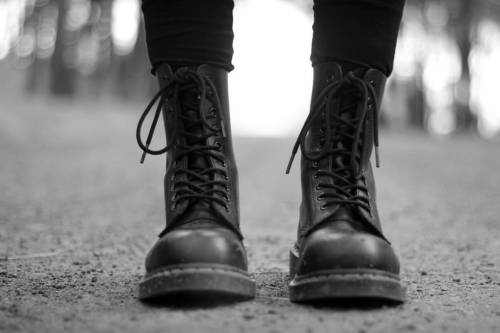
[136,68,230,210]
[286,72,380,212]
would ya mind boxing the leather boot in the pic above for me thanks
[136,64,256,300]
[286,62,406,303]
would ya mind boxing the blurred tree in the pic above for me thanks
[406,0,426,130]
[9,0,499,136]
[407,65,426,129]
[114,17,155,99]
[24,0,44,93]
[50,0,76,96]
[90,0,114,96]
[449,0,476,131]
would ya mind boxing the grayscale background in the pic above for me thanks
[0,0,499,332]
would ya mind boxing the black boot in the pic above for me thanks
[286,62,405,303]
[136,64,256,300]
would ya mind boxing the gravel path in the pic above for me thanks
[1,100,499,332]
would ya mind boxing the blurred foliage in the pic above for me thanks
[10,0,154,100]
[1,0,500,137]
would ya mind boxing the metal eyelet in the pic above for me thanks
[313,161,319,168]
[315,185,321,190]
[313,174,318,179]
[320,205,326,210]
[369,80,375,86]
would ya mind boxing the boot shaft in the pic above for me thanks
[151,64,241,236]
[295,62,388,244]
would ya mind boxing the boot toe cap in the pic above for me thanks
[294,226,400,276]
[145,226,248,272]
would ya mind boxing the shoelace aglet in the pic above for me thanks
[375,146,380,168]
[220,119,226,138]
[285,159,293,174]
[140,143,150,164]
[285,148,298,174]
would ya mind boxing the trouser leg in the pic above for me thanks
[311,0,405,75]
[141,0,235,71]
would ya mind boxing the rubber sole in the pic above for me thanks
[138,263,256,301]
[289,249,406,303]
[289,270,406,303]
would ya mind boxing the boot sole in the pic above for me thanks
[289,270,406,303]
[289,250,406,303]
[138,263,256,301]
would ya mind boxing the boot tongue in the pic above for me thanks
[331,71,368,173]
[331,94,357,171]
[180,90,213,212]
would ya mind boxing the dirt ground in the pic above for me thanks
[1,99,499,332]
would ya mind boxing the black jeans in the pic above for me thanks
[141,0,405,75]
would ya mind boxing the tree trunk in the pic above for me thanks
[452,0,476,131]
[50,0,76,97]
